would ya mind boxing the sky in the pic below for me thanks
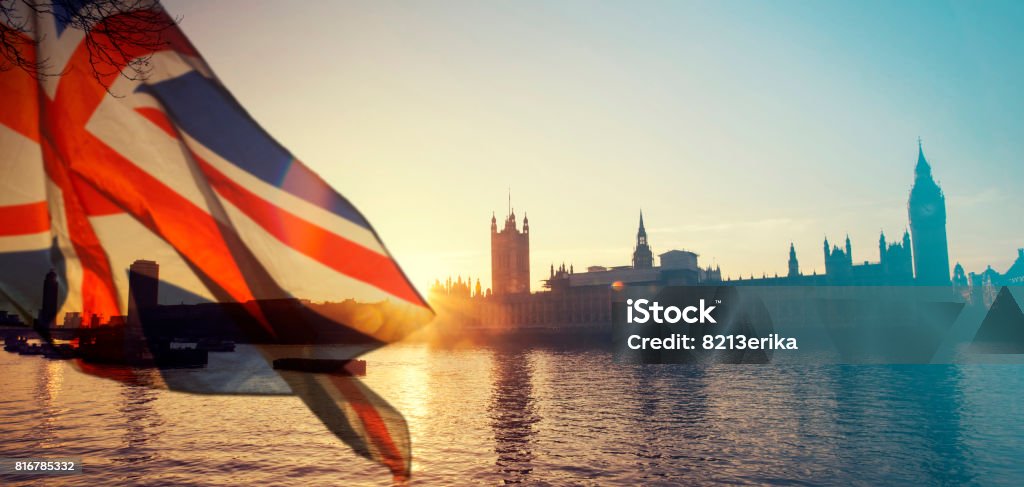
[163,0,1024,294]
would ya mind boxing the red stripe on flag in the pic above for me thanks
[41,141,122,319]
[40,10,275,333]
[48,10,200,136]
[0,202,50,236]
[66,133,270,315]
[24,11,420,482]
[28,10,196,321]
[70,173,123,216]
[0,28,39,142]
[197,156,426,307]
[135,107,177,136]
[133,106,426,307]
[328,375,409,480]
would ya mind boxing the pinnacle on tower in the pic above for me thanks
[915,138,932,179]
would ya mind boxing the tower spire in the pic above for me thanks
[632,210,653,269]
[915,138,932,179]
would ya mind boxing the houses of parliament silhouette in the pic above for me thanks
[430,143,1024,327]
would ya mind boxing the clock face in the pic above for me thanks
[919,203,936,217]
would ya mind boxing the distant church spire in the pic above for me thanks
[632,210,653,269]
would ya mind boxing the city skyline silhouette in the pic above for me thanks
[165,2,1024,293]
[431,142,1021,300]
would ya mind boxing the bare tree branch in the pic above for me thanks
[1,0,179,89]
[0,0,48,77]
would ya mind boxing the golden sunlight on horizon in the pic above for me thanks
[163,1,1024,295]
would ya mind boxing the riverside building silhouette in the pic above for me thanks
[723,143,946,287]
[430,143,1022,327]
[128,260,160,321]
[491,209,530,295]
[36,269,59,328]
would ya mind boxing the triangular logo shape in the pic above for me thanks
[972,287,1024,354]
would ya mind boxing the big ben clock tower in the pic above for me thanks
[908,141,951,285]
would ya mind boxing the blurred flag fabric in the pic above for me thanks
[0,1,432,479]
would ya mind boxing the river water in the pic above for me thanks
[1,344,1022,485]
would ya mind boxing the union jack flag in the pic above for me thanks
[0,1,431,479]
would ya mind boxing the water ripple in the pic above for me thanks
[1,348,1023,485]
